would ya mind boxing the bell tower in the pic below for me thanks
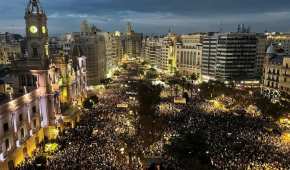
[25,0,49,69]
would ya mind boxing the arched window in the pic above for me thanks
[32,47,38,57]
[31,42,40,58]
[19,114,23,122]
[3,123,9,132]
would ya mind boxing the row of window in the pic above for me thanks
[3,106,37,134]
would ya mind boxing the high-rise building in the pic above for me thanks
[62,22,107,86]
[159,32,178,73]
[142,33,204,76]
[144,36,162,67]
[256,34,267,76]
[80,30,106,85]
[103,31,123,77]
[124,22,142,59]
[202,32,259,83]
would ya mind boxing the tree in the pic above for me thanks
[136,80,166,146]
[141,60,149,65]
[198,80,229,99]
[145,68,158,80]
[255,95,285,119]
[137,80,162,115]
[174,71,182,78]
[168,77,179,97]
[100,78,112,85]
[114,70,121,76]
[83,95,99,109]
[190,72,198,81]
[164,130,211,170]
[122,63,128,69]
[60,103,70,112]
[166,71,184,97]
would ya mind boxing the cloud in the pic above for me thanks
[1,0,290,34]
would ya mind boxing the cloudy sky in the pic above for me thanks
[1,0,290,35]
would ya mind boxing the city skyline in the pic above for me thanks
[1,1,290,169]
[1,0,290,35]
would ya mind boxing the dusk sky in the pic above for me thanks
[1,0,290,35]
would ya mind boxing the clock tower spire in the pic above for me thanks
[25,0,49,69]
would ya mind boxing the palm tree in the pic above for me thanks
[168,78,178,97]
[172,71,182,96]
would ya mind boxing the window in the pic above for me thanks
[32,106,37,114]
[32,48,38,58]
[19,114,23,122]
[5,139,9,150]
[21,128,25,138]
[3,123,9,132]
[33,119,37,128]
[27,75,32,86]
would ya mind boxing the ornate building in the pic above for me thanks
[143,36,162,68]
[262,44,290,102]
[0,1,87,169]
[0,1,54,169]
[176,34,203,77]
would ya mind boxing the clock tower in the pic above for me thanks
[25,0,49,69]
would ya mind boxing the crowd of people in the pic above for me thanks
[16,61,290,170]
[162,102,290,170]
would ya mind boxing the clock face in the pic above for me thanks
[29,25,38,34]
[42,26,46,34]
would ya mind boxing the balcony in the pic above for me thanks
[0,88,46,117]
